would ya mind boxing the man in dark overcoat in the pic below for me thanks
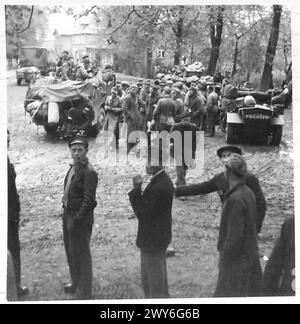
[262,217,295,296]
[128,151,174,298]
[214,154,262,297]
[7,130,29,298]
[175,145,267,234]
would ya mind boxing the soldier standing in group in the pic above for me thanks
[170,111,199,189]
[184,83,205,130]
[146,84,161,125]
[205,85,220,137]
[139,80,151,131]
[104,87,123,150]
[122,83,141,153]
[7,130,29,298]
[152,87,176,132]
[213,154,262,297]
[121,81,130,100]
[171,87,185,123]
[62,135,98,300]
[115,81,123,98]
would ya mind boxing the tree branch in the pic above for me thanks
[15,5,34,34]
[74,5,99,20]
[108,7,136,35]
[184,11,200,36]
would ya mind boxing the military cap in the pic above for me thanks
[69,132,88,148]
[121,81,130,87]
[163,86,171,94]
[217,146,243,158]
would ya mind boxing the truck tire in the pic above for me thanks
[272,125,283,146]
[226,124,235,144]
[17,78,22,86]
[90,107,106,138]
[44,124,58,136]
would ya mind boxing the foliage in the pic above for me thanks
[6,5,50,59]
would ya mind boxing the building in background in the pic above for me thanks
[42,14,115,68]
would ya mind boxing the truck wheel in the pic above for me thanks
[90,107,106,138]
[272,125,283,146]
[226,124,235,144]
[17,78,22,86]
[44,124,58,135]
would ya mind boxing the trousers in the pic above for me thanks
[140,250,169,298]
[63,211,93,299]
[8,219,21,288]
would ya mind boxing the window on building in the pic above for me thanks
[158,50,165,58]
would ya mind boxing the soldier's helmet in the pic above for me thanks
[244,95,256,107]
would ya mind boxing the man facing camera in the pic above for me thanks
[128,150,174,298]
[62,134,98,300]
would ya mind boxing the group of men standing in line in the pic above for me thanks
[8,124,295,299]
[104,78,223,187]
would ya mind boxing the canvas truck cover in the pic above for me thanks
[29,79,95,102]
[19,47,49,69]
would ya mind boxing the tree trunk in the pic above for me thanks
[207,7,224,76]
[231,38,239,78]
[260,5,282,91]
[173,15,184,66]
[146,47,154,79]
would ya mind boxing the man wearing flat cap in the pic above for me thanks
[62,134,98,299]
[214,154,262,297]
[175,145,267,235]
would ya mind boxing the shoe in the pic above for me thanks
[166,247,176,257]
[64,283,76,294]
[17,286,29,297]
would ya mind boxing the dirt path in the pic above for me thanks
[7,72,294,301]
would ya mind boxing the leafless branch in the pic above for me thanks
[74,5,99,20]
[15,5,34,34]
[108,7,136,35]
[184,11,200,36]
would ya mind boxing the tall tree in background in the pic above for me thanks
[260,5,282,91]
[5,5,49,60]
[207,6,225,76]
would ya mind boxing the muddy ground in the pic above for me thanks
[7,71,294,301]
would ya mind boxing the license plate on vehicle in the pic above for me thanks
[244,114,271,120]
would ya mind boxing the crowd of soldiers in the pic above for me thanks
[7,57,295,301]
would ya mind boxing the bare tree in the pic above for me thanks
[260,5,282,91]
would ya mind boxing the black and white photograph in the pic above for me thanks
[4,2,296,302]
